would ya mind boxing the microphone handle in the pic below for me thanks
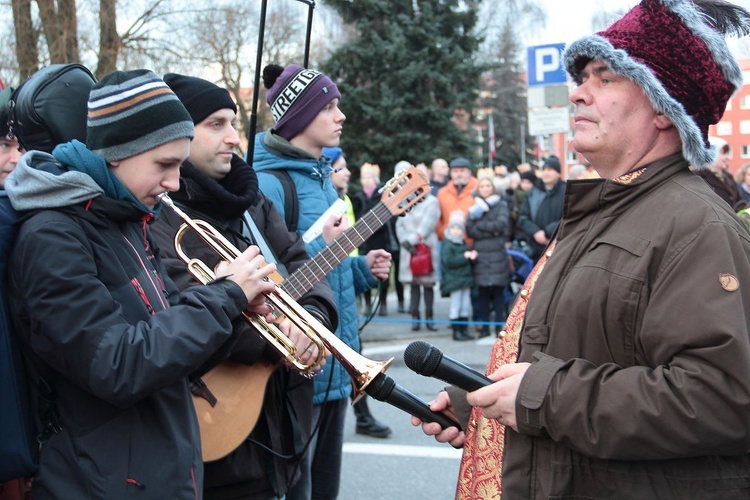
[387,385,462,431]
[434,356,493,392]
[365,375,462,431]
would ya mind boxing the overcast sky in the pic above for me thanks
[526,0,750,47]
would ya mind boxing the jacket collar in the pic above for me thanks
[559,153,689,239]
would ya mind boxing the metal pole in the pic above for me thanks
[520,123,526,164]
[246,0,316,162]
[302,1,316,68]
[245,0,269,163]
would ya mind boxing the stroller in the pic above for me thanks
[504,247,534,316]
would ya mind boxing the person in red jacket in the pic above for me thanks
[436,157,478,244]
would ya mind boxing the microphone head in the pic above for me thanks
[403,341,443,377]
[365,373,395,402]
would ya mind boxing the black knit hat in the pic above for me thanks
[163,73,237,124]
[520,170,537,183]
[87,69,194,162]
[542,155,561,173]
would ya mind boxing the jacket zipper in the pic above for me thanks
[122,230,170,311]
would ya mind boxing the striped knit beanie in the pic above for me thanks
[87,69,194,162]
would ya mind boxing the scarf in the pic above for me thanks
[171,154,259,219]
[52,140,157,215]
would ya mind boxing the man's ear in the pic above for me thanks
[108,159,120,168]
[655,112,674,130]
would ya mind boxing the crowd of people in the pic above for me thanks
[355,153,570,342]
[2,0,750,499]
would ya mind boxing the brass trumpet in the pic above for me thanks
[159,194,392,400]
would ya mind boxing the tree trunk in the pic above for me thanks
[12,0,39,78]
[36,0,79,63]
[58,0,79,62]
[96,0,119,78]
[36,0,62,61]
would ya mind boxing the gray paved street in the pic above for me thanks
[336,291,504,499]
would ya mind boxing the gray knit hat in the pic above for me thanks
[87,69,194,162]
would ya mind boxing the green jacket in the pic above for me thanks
[440,239,474,295]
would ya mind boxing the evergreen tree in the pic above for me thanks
[481,16,531,169]
[322,0,485,180]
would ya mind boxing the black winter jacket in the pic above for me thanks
[351,187,396,253]
[466,195,511,288]
[517,179,566,260]
[6,152,247,499]
[150,157,337,500]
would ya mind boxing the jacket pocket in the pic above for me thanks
[550,236,649,367]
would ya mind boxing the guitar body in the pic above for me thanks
[193,360,277,462]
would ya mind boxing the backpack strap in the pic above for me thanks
[265,170,299,233]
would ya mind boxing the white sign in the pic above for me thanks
[527,85,570,108]
[528,107,570,136]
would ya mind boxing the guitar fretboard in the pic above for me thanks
[281,201,393,300]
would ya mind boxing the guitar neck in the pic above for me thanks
[281,201,393,300]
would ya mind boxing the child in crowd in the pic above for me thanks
[440,211,475,341]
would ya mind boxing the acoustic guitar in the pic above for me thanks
[192,166,430,461]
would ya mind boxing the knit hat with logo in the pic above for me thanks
[163,73,237,124]
[87,69,194,162]
[563,0,750,168]
[263,64,341,141]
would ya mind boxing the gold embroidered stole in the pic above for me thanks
[455,241,556,499]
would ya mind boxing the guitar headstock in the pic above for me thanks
[379,167,431,216]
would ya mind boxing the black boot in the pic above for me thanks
[452,319,473,341]
[378,302,388,317]
[424,286,437,331]
[457,317,474,340]
[353,396,392,438]
[425,315,438,331]
[411,313,421,331]
[397,301,406,314]
[478,325,490,338]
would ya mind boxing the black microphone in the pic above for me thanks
[365,372,461,431]
[404,341,492,392]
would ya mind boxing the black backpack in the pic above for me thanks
[264,170,299,232]
[10,63,95,153]
[0,63,89,483]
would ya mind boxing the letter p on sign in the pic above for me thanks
[527,44,567,87]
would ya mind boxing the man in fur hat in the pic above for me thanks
[416,1,750,498]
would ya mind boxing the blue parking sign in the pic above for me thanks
[527,44,567,87]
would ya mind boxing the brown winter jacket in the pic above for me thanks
[503,154,750,499]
